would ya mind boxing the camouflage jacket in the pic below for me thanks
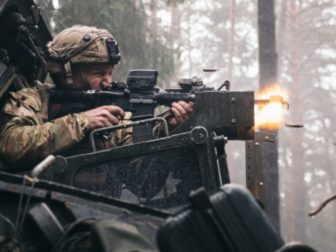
[0,84,132,171]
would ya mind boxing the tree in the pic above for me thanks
[277,0,336,249]
[257,0,280,230]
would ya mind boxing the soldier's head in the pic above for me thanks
[47,25,120,90]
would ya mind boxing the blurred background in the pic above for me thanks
[37,0,336,250]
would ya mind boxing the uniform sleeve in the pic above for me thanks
[0,112,89,170]
[0,87,90,171]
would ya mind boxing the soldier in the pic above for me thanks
[0,25,193,171]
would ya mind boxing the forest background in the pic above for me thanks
[37,0,336,251]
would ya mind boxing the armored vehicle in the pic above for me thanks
[0,1,317,251]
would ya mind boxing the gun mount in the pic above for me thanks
[38,127,223,211]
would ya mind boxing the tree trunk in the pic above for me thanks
[257,0,280,231]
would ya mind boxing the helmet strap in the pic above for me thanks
[63,62,88,90]
[64,62,73,86]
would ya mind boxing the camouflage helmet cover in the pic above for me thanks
[47,25,120,65]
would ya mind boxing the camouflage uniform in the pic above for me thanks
[0,83,133,171]
[0,25,131,171]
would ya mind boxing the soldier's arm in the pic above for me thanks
[0,87,91,171]
[0,112,90,171]
[0,91,124,171]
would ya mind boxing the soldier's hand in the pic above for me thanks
[168,101,194,128]
[83,105,125,129]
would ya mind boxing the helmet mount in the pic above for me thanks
[106,38,121,65]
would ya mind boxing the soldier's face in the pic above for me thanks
[72,63,114,90]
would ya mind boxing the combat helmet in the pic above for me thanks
[47,25,120,86]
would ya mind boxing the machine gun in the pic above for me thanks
[49,69,254,143]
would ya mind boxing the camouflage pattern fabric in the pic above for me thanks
[95,111,133,150]
[47,25,118,65]
[0,85,133,171]
[0,86,89,170]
